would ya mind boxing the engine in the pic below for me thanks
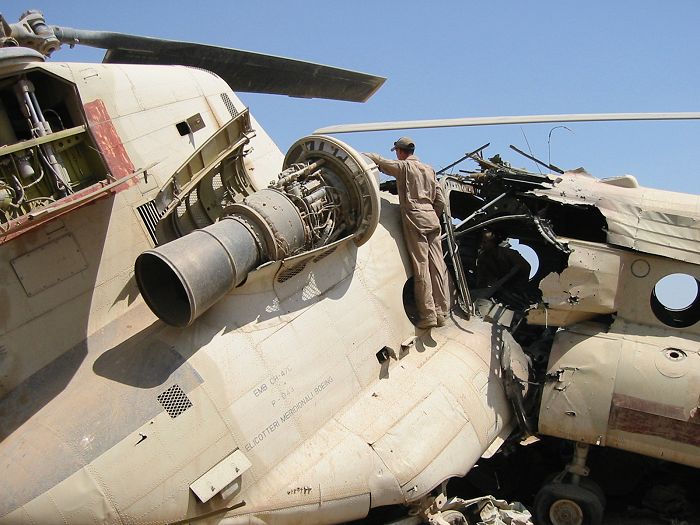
[135,135,381,327]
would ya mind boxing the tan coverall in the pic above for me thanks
[365,153,450,325]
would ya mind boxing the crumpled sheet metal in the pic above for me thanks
[431,495,533,525]
[476,497,533,525]
[539,241,619,311]
[528,239,621,326]
[530,172,700,265]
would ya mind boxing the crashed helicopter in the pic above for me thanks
[317,115,700,522]
[1,9,699,525]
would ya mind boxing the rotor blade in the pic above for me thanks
[314,112,700,134]
[53,27,385,102]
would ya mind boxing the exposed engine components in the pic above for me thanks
[135,135,380,327]
[0,69,107,232]
[13,78,71,196]
[0,185,12,210]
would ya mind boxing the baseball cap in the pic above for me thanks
[391,136,415,151]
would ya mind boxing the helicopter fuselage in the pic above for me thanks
[0,56,519,524]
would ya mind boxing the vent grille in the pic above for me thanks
[276,246,338,284]
[277,260,308,283]
[221,93,239,118]
[157,384,193,418]
[313,246,337,263]
[136,200,163,245]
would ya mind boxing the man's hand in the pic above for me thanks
[363,152,381,164]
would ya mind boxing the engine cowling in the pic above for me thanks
[135,135,380,327]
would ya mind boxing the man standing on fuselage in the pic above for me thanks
[365,137,450,329]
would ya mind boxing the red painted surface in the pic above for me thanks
[0,181,111,243]
[83,99,135,182]
[609,393,700,447]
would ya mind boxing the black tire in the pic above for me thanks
[578,478,606,509]
[533,481,605,525]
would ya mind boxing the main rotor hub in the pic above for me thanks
[3,11,60,56]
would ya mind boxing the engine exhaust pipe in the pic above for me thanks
[135,135,380,327]
[136,214,265,328]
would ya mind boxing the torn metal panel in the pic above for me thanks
[529,173,700,264]
[604,201,700,264]
[528,239,621,327]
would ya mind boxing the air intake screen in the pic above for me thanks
[136,199,163,245]
[157,384,193,418]
[221,93,239,118]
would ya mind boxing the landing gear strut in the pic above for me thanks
[534,442,606,525]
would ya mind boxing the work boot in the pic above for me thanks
[416,318,437,329]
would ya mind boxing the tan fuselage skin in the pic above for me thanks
[0,61,517,524]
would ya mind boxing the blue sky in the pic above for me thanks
[5,1,700,194]
[4,2,698,305]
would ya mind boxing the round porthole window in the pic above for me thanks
[650,273,700,328]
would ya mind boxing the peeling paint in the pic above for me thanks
[84,99,135,185]
[609,393,700,447]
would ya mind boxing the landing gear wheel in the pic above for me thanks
[534,480,605,525]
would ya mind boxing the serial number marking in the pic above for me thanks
[244,419,280,452]
[243,375,334,452]
[253,365,293,398]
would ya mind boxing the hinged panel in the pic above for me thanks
[190,449,252,504]
[11,234,88,296]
